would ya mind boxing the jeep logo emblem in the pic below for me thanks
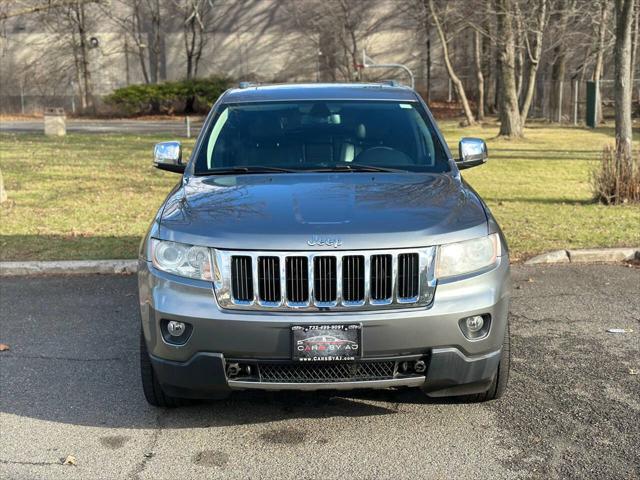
[307,235,342,248]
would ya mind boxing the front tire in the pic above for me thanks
[140,329,187,408]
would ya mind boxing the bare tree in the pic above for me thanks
[548,0,575,122]
[0,0,95,20]
[631,0,639,85]
[170,0,214,81]
[494,0,523,136]
[41,0,101,111]
[593,0,611,124]
[519,0,548,125]
[420,0,433,103]
[614,0,634,159]
[285,0,400,83]
[427,0,476,125]
[473,29,485,120]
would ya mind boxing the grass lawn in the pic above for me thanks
[1,120,638,262]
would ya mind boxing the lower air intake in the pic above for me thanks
[258,361,396,383]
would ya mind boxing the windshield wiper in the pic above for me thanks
[199,166,297,175]
[308,163,407,173]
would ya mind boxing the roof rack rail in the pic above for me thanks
[380,80,400,87]
[238,81,258,89]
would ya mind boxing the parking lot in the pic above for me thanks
[0,264,638,479]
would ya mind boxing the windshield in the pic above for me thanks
[194,100,449,174]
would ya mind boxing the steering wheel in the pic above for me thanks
[353,146,413,165]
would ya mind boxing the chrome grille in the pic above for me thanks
[214,247,436,311]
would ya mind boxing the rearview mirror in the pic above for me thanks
[456,138,488,170]
[154,141,185,173]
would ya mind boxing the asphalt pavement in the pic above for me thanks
[0,264,638,479]
[0,119,203,136]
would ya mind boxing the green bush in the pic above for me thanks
[105,76,233,115]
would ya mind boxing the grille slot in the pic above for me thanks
[313,256,337,303]
[258,257,281,303]
[286,256,309,303]
[342,255,365,302]
[398,253,419,299]
[258,361,396,383]
[370,254,392,301]
[231,256,253,301]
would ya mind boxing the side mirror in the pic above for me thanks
[456,137,488,170]
[154,141,185,173]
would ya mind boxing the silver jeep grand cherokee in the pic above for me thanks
[138,83,510,407]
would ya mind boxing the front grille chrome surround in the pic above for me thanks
[213,247,436,312]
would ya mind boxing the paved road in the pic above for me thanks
[0,119,203,136]
[1,264,638,479]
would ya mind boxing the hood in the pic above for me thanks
[159,173,488,250]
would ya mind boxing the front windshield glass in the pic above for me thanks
[194,100,449,174]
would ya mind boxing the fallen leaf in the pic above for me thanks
[0,344,9,351]
[62,455,77,466]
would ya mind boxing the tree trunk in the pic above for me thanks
[549,0,570,122]
[75,2,93,112]
[474,30,485,121]
[494,44,502,115]
[133,1,150,84]
[520,0,547,125]
[549,48,567,122]
[147,0,163,84]
[422,5,432,103]
[614,0,634,160]
[593,0,610,124]
[483,15,495,113]
[427,0,475,126]
[515,13,524,100]
[495,0,523,137]
[631,0,639,85]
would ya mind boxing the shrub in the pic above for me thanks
[105,76,233,115]
[592,145,640,204]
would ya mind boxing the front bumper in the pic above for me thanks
[149,348,501,397]
[139,256,509,397]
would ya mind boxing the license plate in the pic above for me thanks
[291,324,362,362]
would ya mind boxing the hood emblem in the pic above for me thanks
[308,235,342,248]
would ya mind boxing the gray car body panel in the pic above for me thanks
[157,172,488,251]
[138,83,510,397]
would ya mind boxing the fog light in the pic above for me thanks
[465,315,484,332]
[459,314,490,340]
[167,321,186,337]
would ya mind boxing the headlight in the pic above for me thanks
[151,239,213,281]
[436,233,500,279]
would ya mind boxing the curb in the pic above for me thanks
[0,260,138,277]
[524,247,640,265]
